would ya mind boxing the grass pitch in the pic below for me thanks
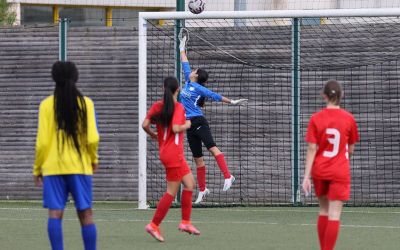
[0,202,399,250]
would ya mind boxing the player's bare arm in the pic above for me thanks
[142,119,158,140]
[302,143,317,196]
[172,120,191,133]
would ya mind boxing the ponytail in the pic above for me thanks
[195,68,208,108]
[197,81,206,108]
[159,86,175,127]
[52,61,87,158]
[151,77,179,127]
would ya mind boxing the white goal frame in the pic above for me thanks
[138,8,400,209]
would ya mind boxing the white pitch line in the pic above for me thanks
[0,217,399,229]
[288,223,400,229]
[0,207,399,215]
[194,208,400,215]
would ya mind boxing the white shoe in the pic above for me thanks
[194,188,210,204]
[223,175,235,191]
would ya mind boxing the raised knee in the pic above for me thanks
[185,180,196,191]
[188,184,195,191]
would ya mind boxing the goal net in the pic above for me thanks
[138,9,400,208]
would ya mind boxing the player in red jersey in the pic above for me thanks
[142,76,200,242]
[302,80,359,250]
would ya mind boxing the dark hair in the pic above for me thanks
[323,80,342,105]
[197,79,206,108]
[196,69,208,107]
[196,68,208,85]
[151,76,179,127]
[197,96,206,108]
[52,61,87,158]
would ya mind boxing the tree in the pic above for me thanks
[0,0,17,26]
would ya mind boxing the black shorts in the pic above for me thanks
[187,116,216,158]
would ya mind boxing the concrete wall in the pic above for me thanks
[0,26,138,201]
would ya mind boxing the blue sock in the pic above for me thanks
[47,218,63,250]
[81,224,97,250]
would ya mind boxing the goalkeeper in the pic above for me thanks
[179,34,247,204]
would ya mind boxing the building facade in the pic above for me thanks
[8,0,176,26]
[7,0,400,26]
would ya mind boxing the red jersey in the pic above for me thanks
[306,108,359,183]
[146,101,187,168]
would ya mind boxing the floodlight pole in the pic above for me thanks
[59,18,68,61]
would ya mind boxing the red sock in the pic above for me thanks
[323,220,340,250]
[152,193,174,226]
[181,189,193,221]
[215,154,231,179]
[197,166,206,192]
[317,215,328,249]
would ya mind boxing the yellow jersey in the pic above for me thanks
[33,95,100,176]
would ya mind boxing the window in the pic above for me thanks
[60,7,105,27]
[112,9,140,27]
[21,5,53,25]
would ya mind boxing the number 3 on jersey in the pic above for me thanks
[323,128,350,159]
[323,128,340,158]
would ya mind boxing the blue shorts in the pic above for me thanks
[43,175,93,211]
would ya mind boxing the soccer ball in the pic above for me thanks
[188,0,205,14]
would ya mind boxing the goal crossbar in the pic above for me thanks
[140,8,400,20]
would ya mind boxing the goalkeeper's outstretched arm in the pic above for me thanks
[181,50,191,83]
[181,50,189,63]
[179,34,248,106]
[179,36,191,82]
[179,33,189,62]
[195,81,248,105]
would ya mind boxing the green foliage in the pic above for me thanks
[0,0,17,26]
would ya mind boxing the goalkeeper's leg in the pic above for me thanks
[193,157,210,204]
[208,147,235,191]
[188,128,210,204]
[192,117,235,191]
[197,122,235,191]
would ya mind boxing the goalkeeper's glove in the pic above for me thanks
[179,35,187,52]
[230,99,248,105]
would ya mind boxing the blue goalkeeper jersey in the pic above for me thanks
[179,62,222,119]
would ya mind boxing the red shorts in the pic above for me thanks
[313,179,350,201]
[165,162,191,182]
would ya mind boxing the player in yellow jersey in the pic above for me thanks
[33,61,100,250]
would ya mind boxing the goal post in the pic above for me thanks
[138,8,400,209]
[138,15,148,210]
